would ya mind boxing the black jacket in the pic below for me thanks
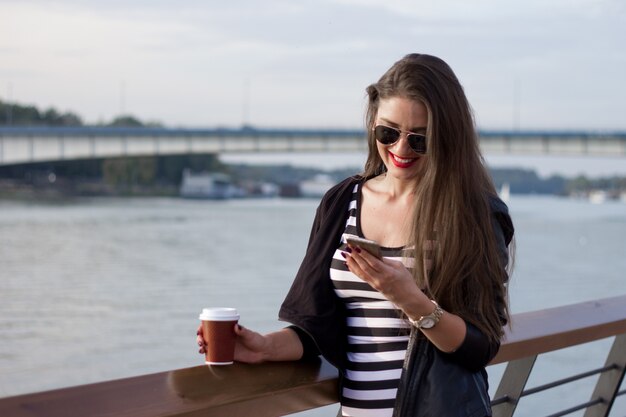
[279,176,514,416]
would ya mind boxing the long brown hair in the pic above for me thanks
[364,54,512,343]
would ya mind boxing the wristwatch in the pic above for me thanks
[409,300,444,329]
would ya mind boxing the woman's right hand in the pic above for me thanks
[196,325,304,364]
[196,323,270,364]
[232,324,271,363]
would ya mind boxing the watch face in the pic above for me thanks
[420,318,436,329]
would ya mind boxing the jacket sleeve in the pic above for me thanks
[443,323,500,372]
[278,177,358,370]
[444,196,514,371]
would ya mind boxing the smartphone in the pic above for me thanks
[345,235,382,259]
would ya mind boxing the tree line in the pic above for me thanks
[0,98,158,127]
[0,154,225,196]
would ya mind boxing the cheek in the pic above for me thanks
[376,142,388,159]
[414,155,429,173]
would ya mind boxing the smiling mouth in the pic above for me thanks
[392,154,414,164]
[389,151,418,167]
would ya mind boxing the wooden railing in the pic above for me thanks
[1,295,625,417]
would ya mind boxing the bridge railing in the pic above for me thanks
[1,127,626,166]
[0,295,624,417]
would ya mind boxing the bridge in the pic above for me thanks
[1,126,625,166]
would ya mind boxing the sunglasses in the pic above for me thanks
[372,124,427,154]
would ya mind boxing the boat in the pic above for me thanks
[499,182,510,203]
[179,169,244,199]
[299,174,337,198]
[588,190,608,204]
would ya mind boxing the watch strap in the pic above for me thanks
[409,300,444,329]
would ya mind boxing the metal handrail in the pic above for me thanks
[0,295,624,417]
[521,365,617,397]
[544,399,605,417]
[491,295,626,417]
[491,364,621,410]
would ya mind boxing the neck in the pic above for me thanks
[377,173,417,200]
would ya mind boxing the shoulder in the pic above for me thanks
[318,175,363,211]
[326,175,363,197]
[488,194,514,246]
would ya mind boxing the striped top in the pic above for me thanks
[330,183,414,417]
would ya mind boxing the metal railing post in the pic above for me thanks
[583,333,626,417]
[492,355,537,417]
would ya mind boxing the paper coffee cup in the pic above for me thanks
[199,307,240,365]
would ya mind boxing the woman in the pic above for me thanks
[198,53,514,417]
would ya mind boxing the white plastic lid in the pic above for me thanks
[199,307,239,321]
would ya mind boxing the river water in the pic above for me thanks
[0,194,625,416]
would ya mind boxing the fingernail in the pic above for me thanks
[345,247,352,253]
[340,252,348,259]
[355,247,362,253]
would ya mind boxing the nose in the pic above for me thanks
[390,132,414,155]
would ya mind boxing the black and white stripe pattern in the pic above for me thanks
[330,183,414,417]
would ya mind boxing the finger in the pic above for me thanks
[345,254,361,276]
[350,249,383,276]
[234,323,245,335]
[348,246,379,268]
[348,244,380,263]
[196,325,205,344]
[198,333,206,354]
[345,256,374,287]
[196,325,206,345]
[357,246,380,263]
[197,334,205,344]
[234,324,259,344]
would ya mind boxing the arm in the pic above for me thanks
[366,270,498,370]
[444,322,500,371]
[344,251,467,352]
[344,199,512,370]
[344,247,498,371]
[404,295,499,371]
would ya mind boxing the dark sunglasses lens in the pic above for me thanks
[408,134,427,154]
[374,126,400,145]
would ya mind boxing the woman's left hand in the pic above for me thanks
[343,245,424,310]
[343,244,468,353]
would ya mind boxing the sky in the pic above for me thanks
[1,0,625,177]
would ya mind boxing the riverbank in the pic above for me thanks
[1,156,625,200]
